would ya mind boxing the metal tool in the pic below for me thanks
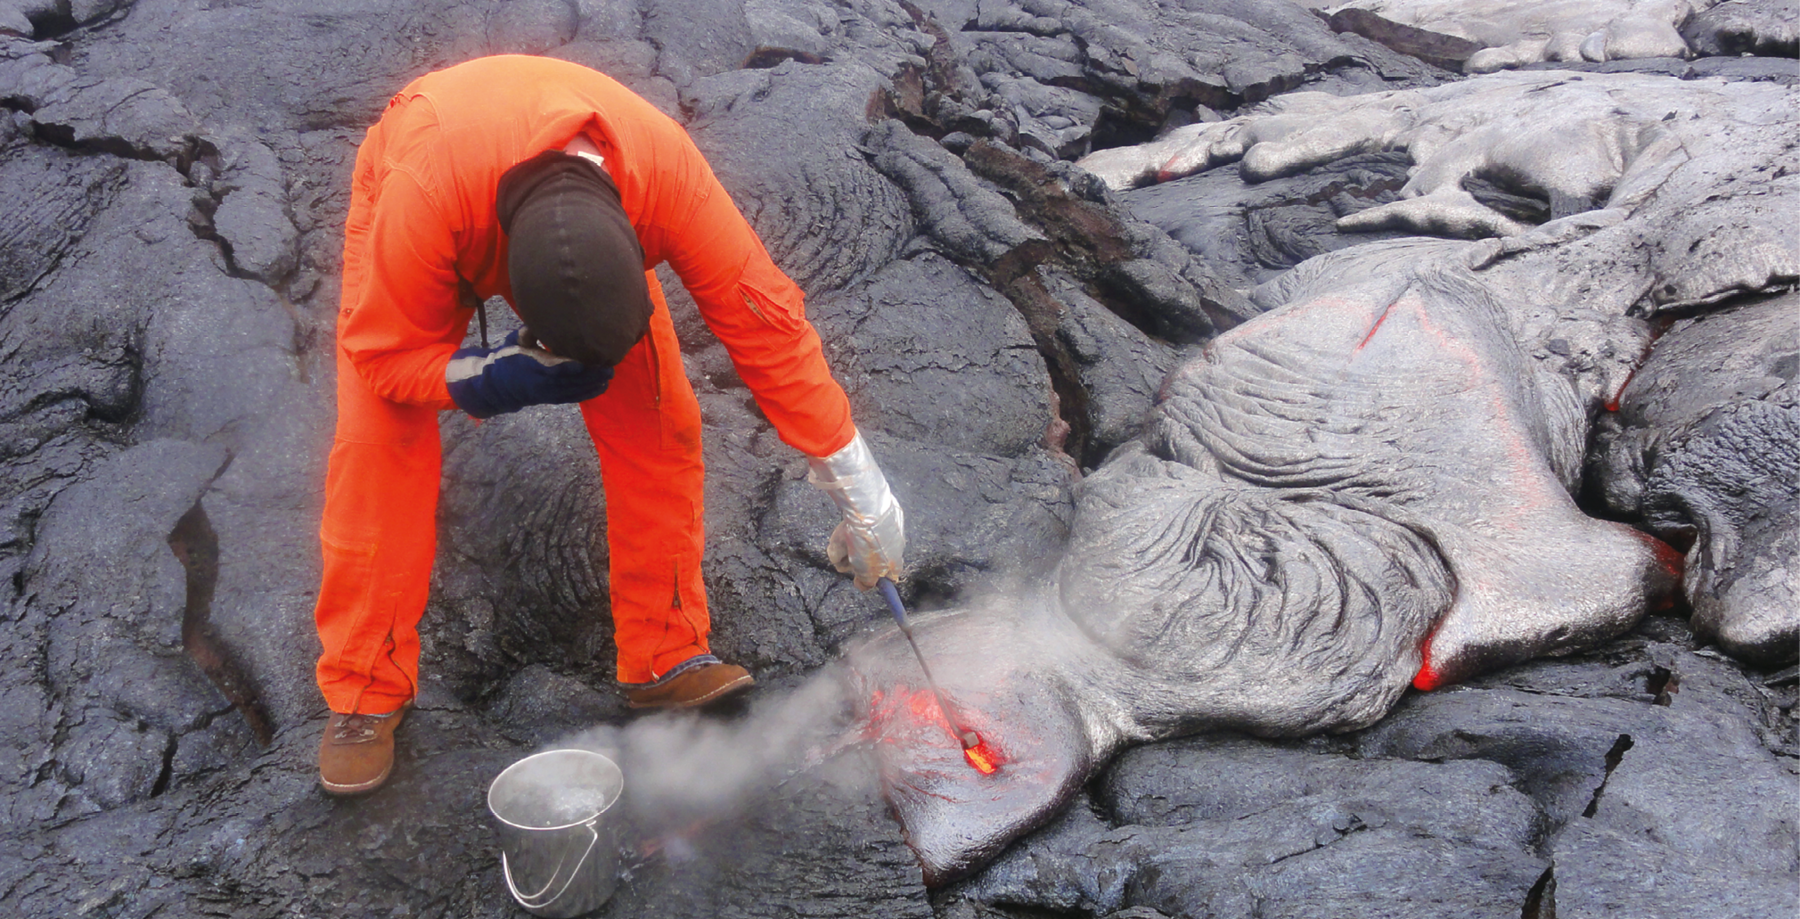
[877,578,979,750]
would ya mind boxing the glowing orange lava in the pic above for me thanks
[962,734,1003,775]
[868,687,1006,775]
[1412,632,1443,691]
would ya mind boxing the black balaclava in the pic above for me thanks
[496,149,652,368]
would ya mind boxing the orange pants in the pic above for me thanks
[314,276,710,714]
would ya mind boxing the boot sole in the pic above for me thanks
[319,759,393,797]
[627,673,754,709]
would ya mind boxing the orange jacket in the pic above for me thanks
[338,54,854,458]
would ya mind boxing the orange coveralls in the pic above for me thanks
[315,55,855,715]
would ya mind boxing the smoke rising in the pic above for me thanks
[548,664,869,838]
[504,576,1071,872]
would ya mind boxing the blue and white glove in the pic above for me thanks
[445,330,613,419]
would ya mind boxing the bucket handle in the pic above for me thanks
[503,818,600,911]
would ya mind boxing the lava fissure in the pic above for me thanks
[1581,733,1636,818]
[168,499,274,746]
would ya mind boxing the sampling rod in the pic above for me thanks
[877,578,979,749]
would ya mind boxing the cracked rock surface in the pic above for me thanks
[949,616,1795,919]
[1,0,1795,917]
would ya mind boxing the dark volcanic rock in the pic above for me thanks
[682,60,916,296]
[812,253,1053,456]
[206,132,300,284]
[968,747,1544,918]
[13,441,231,820]
[1684,0,1800,58]
[1322,6,1485,71]
[2,0,1796,916]
[430,390,614,699]
[1357,625,1800,919]
[4,700,935,919]
[1590,294,1800,664]
[866,118,1252,463]
[938,617,1800,919]
[0,142,123,302]
[1043,268,1180,460]
[1122,149,1416,287]
[66,1,544,132]
[883,0,1451,170]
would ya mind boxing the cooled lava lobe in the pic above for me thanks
[848,610,1093,887]
[1315,0,1700,72]
[1591,294,1800,663]
[1079,71,1798,250]
[853,270,1682,883]
[1169,273,1680,687]
[851,456,1452,883]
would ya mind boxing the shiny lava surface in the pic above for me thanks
[868,687,1004,775]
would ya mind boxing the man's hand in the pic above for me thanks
[445,329,613,419]
[807,430,906,590]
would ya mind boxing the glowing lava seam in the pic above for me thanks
[962,734,1001,775]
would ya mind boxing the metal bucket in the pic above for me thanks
[487,749,625,917]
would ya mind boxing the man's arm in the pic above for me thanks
[338,166,468,409]
[660,151,903,585]
[659,158,855,458]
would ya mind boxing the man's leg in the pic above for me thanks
[313,346,439,792]
[579,276,715,685]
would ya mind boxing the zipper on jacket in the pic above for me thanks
[645,319,663,409]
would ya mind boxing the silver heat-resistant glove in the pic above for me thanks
[807,430,906,590]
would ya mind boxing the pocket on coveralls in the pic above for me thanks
[735,256,807,336]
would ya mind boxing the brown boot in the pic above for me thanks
[625,659,754,709]
[317,706,407,796]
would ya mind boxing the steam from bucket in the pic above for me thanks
[489,749,624,830]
